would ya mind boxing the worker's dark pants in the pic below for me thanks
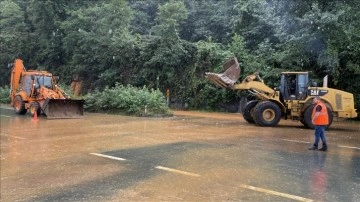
[314,125,327,148]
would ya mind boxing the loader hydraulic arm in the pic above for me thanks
[231,73,276,99]
[205,57,276,100]
[53,84,70,99]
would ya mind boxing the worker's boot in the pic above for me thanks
[319,144,328,151]
[308,144,318,150]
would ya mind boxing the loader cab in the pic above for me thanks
[280,72,309,101]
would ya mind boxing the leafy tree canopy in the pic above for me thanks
[0,0,359,113]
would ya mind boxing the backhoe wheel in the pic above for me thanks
[302,105,333,129]
[242,100,258,124]
[14,95,27,115]
[253,101,281,127]
[29,102,41,117]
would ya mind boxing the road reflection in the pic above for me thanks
[310,152,327,202]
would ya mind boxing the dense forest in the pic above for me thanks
[1,0,359,113]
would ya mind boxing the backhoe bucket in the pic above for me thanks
[205,57,241,88]
[43,99,84,119]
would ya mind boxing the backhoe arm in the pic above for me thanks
[10,59,26,105]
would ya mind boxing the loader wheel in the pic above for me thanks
[300,117,306,126]
[29,102,41,117]
[302,106,314,129]
[253,101,281,127]
[14,95,27,115]
[242,100,258,124]
[327,109,334,129]
[302,105,333,129]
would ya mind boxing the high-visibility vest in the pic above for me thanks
[312,101,329,125]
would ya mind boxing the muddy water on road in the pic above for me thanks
[1,109,359,201]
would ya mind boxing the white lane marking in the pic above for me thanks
[89,153,200,177]
[90,153,126,161]
[155,166,200,177]
[239,184,313,202]
[282,139,310,144]
[0,107,13,110]
[0,115,11,118]
[338,145,360,150]
[0,133,26,140]
[283,139,360,150]
[10,136,26,140]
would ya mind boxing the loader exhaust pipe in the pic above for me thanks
[43,99,84,119]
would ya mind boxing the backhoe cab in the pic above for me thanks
[205,57,357,128]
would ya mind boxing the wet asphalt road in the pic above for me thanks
[0,105,359,202]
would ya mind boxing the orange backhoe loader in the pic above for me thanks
[206,57,357,128]
[10,59,84,119]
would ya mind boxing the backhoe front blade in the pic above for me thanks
[43,99,84,119]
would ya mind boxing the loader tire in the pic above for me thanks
[299,117,306,126]
[14,95,27,115]
[29,102,41,117]
[253,101,281,127]
[302,105,333,129]
[242,100,258,124]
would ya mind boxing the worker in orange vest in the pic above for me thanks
[308,96,329,151]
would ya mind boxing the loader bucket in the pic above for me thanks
[205,57,241,88]
[43,99,84,119]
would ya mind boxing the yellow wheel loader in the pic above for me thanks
[10,59,84,119]
[206,57,357,128]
